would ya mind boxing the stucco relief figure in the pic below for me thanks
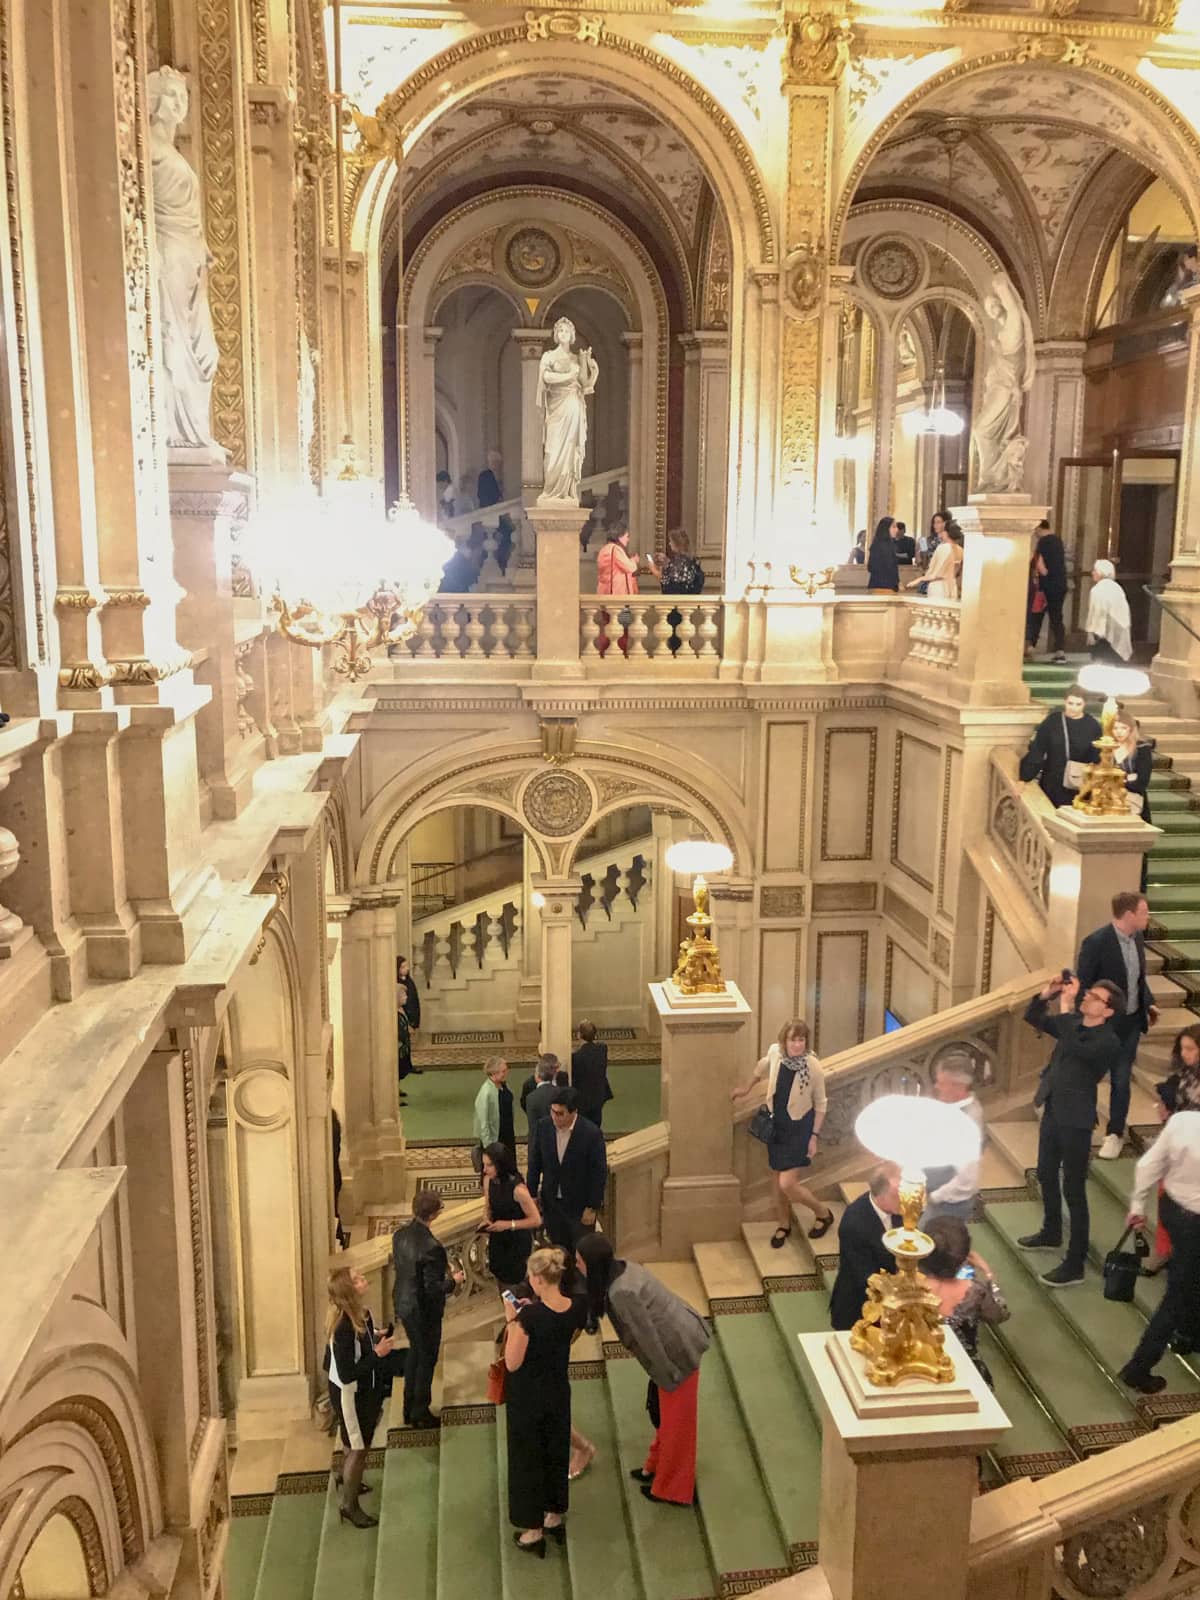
[536,316,599,504]
[148,68,223,458]
[972,272,1035,494]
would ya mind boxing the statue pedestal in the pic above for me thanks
[798,1328,1010,1600]
[1043,808,1162,955]
[952,494,1047,706]
[529,502,588,680]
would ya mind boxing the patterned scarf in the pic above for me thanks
[781,1052,810,1090]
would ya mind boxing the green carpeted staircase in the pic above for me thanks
[1023,657,1200,1070]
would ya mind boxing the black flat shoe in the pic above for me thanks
[629,1468,654,1484]
[513,1533,545,1559]
[808,1212,835,1240]
[339,1505,377,1528]
[769,1226,792,1250]
[543,1523,566,1545]
[640,1485,696,1508]
[1119,1364,1166,1395]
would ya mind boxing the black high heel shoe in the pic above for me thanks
[339,1504,378,1529]
[543,1522,566,1545]
[513,1532,546,1559]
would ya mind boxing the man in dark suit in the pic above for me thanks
[1018,973,1125,1287]
[527,1086,608,1247]
[572,1020,614,1129]
[392,1189,463,1428]
[829,1164,902,1331]
[1076,891,1158,1159]
[523,1053,560,1159]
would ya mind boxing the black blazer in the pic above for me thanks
[400,972,421,1029]
[1026,996,1123,1130]
[527,1113,608,1217]
[1116,742,1154,827]
[1018,709,1101,810]
[1075,924,1152,1038]
[866,540,899,591]
[830,1192,895,1332]
[572,1041,613,1119]
[392,1220,455,1323]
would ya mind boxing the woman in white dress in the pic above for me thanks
[537,318,599,503]
[907,520,961,599]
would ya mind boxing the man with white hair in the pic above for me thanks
[921,1052,986,1226]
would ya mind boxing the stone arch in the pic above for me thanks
[846,204,1000,333]
[322,793,351,898]
[1048,156,1156,338]
[402,190,668,537]
[832,52,1200,274]
[358,737,750,891]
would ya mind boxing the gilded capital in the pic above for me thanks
[785,11,852,88]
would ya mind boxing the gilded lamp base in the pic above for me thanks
[671,872,727,996]
[1074,697,1137,819]
[849,1175,954,1387]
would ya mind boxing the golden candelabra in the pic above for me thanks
[671,874,727,995]
[849,1171,955,1386]
[274,585,425,682]
[789,563,837,598]
[1073,693,1132,818]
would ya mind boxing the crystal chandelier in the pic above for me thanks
[903,126,966,441]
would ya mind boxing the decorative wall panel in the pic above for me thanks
[763,721,810,872]
[882,884,928,945]
[820,728,877,862]
[812,882,876,912]
[884,936,936,1026]
[936,747,962,918]
[890,731,939,892]
[759,928,803,1052]
[813,930,868,1055]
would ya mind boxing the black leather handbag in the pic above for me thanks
[1103,1226,1148,1302]
[748,1106,774,1145]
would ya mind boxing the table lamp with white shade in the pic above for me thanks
[664,838,734,995]
[849,1093,983,1387]
[1072,662,1151,818]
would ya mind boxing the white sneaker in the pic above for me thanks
[1098,1134,1124,1160]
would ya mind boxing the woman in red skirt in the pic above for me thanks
[576,1232,709,1507]
[1152,1026,1200,1262]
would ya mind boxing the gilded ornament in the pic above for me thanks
[1013,33,1089,63]
[506,227,562,289]
[1139,0,1180,22]
[55,588,101,612]
[58,662,112,691]
[785,236,825,322]
[521,768,593,836]
[525,10,604,44]
[780,317,819,506]
[785,11,852,88]
[861,238,922,300]
[348,103,398,169]
[539,717,577,765]
[295,125,334,185]
[103,588,152,609]
[760,885,807,918]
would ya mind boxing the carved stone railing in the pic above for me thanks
[579,595,722,667]
[338,1121,669,1334]
[388,594,537,663]
[905,597,961,668]
[968,1413,1200,1600]
[988,750,1052,921]
[734,969,1052,1207]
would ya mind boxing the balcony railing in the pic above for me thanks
[388,594,537,663]
[579,596,723,669]
[905,596,962,669]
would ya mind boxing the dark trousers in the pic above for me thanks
[542,1200,586,1249]
[1036,1112,1092,1270]
[400,1311,442,1423]
[507,1391,570,1528]
[580,1105,604,1131]
[1026,594,1066,653]
[1108,1029,1141,1137]
[1128,1194,1200,1373]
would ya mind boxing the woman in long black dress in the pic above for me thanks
[504,1246,585,1557]
[481,1143,540,1288]
[866,517,900,593]
[326,1265,394,1528]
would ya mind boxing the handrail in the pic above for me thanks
[412,839,522,889]
[987,749,1052,919]
[1145,581,1200,648]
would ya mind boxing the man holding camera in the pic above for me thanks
[1019,971,1125,1287]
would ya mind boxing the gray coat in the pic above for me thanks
[607,1261,710,1391]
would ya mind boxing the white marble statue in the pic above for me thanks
[148,67,223,458]
[972,272,1035,494]
[536,316,599,504]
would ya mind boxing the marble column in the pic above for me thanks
[529,504,588,679]
[512,329,553,499]
[651,980,751,1254]
[515,836,544,1042]
[534,876,581,1066]
[408,325,443,525]
[953,494,1049,706]
[621,331,647,538]
[870,327,900,529]
[1026,342,1086,509]
[247,87,302,499]
[1152,285,1200,715]
[679,333,730,565]
[339,889,404,1209]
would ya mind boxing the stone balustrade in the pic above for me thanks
[988,750,1052,920]
[905,596,962,668]
[579,595,722,666]
[389,594,538,663]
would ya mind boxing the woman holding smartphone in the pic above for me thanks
[326,1265,394,1528]
[503,1247,585,1557]
[479,1143,540,1288]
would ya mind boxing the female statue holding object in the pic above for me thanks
[537,317,599,504]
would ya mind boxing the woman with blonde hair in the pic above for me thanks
[325,1265,393,1527]
[1111,708,1154,888]
[731,1018,835,1247]
[503,1246,586,1557]
[472,1056,515,1172]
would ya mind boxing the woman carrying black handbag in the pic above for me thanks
[731,1018,834,1248]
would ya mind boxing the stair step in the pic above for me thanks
[987,1120,1039,1178]
[765,1278,839,1419]
[228,1509,271,1600]
[986,1201,1200,1401]
[712,1308,821,1567]
[567,1369,644,1600]
[310,1477,379,1600]
[1146,792,1197,813]
[1150,912,1200,938]
[495,1409,571,1600]
[973,1328,1075,1479]
[1150,814,1200,836]
[1154,940,1200,969]
[604,1349,715,1600]
[1149,858,1200,882]
[372,1439,439,1600]
[437,1414,500,1600]
[972,1213,1142,1446]
[251,1475,326,1600]
[691,1240,761,1301]
[741,1220,817,1282]
[695,1337,790,1587]
[1149,840,1200,860]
